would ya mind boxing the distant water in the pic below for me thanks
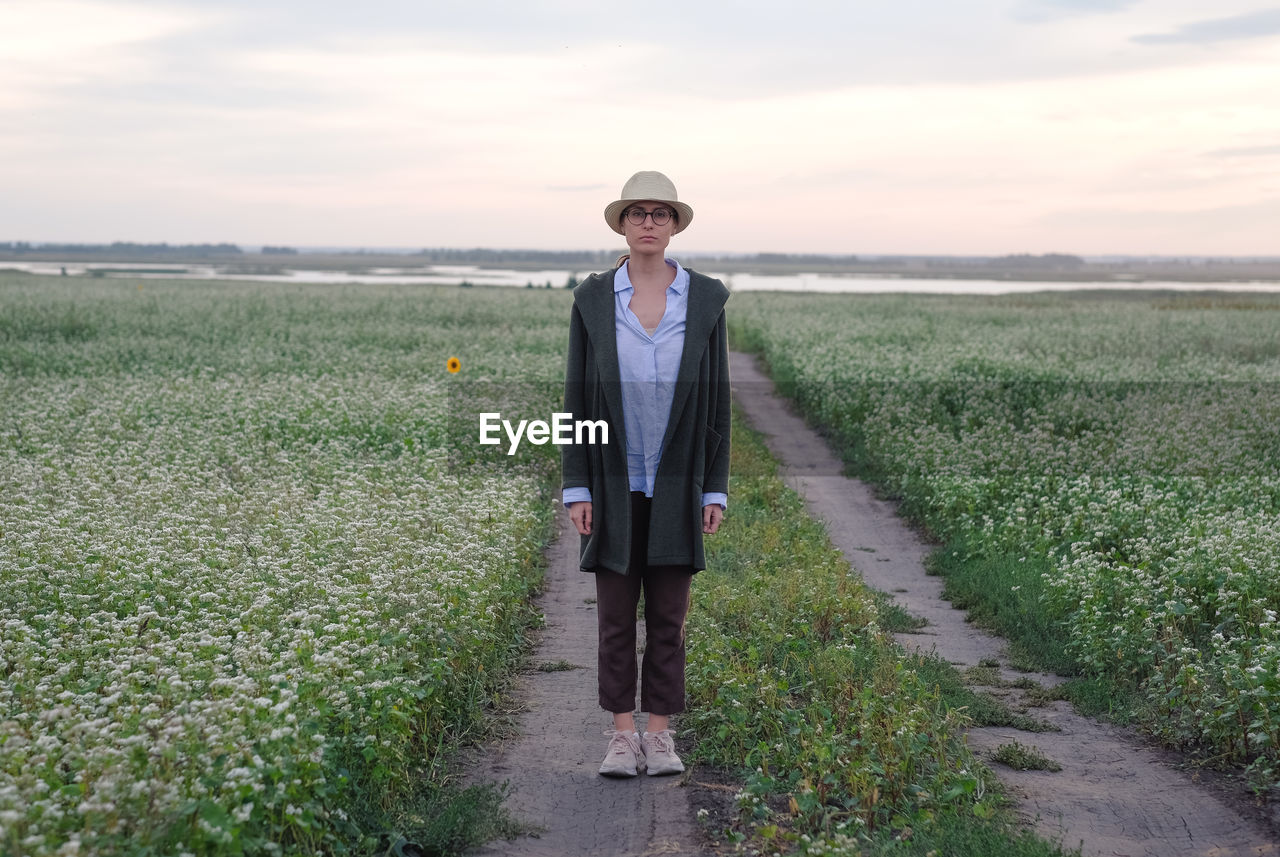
[716,272,1280,294]
[0,261,578,288]
[5,261,1279,295]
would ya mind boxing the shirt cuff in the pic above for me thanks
[701,492,727,511]
[562,487,592,506]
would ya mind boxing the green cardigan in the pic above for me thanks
[561,267,731,574]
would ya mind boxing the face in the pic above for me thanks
[621,201,677,256]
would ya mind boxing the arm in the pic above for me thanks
[562,300,593,535]
[703,308,731,534]
[704,308,731,496]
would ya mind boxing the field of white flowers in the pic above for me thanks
[0,275,570,855]
[732,291,1280,787]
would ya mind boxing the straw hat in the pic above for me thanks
[603,171,694,235]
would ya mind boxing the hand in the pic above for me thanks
[568,501,593,536]
[702,504,723,535]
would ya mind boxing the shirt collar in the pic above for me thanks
[614,258,688,296]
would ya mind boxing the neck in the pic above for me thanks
[628,252,669,280]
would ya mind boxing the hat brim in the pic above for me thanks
[603,198,694,235]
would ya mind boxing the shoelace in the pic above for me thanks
[645,729,676,754]
[603,729,639,756]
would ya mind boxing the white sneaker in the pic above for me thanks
[641,729,684,776]
[598,729,646,777]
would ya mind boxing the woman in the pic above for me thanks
[561,170,731,777]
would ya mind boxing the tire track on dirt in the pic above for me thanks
[729,349,1278,857]
[464,504,704,856]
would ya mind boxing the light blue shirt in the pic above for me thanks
[563,258,727,511]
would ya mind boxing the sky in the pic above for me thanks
[2,0,1278,255]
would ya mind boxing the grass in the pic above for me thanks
[363,783,527,856]
[907,655,1057,734]
[0,273,572,856]
[925,544,1077,677]
[533,660,581,672]
[683,404,1074,856]
[729,290,1280,787]
[992,742,1063,773]
[0,274,1091,855]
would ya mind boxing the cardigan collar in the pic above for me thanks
[573,266,729,454]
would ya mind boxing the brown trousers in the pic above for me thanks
[594,492,694,715]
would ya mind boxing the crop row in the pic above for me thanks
[731,291,1280,786]
[0,275,569,855]
[685,412,1068,855]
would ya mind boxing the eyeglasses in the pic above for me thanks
[624,207,674,226]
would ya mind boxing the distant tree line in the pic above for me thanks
[686,252,862,265]
[923,253,1083,269]
[0,241,243,257]
[415,247,618,267]
[0,244,1093,271]
[986,253,1084,269]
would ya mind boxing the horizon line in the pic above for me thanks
[3,241,1280,263]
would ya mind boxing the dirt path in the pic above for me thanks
[729,350,1278,857]
[464,504,704,856]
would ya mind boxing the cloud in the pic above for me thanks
[4,0,1279,254]
[1133,8,1280,44]
[1037,197,1280,235]
[11,0,1139,98]
[0,0,213,61]
[546,184,608,192]
[1011,0,1140,23]
[1206,143,1280,157]
[13,0,1273,111]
